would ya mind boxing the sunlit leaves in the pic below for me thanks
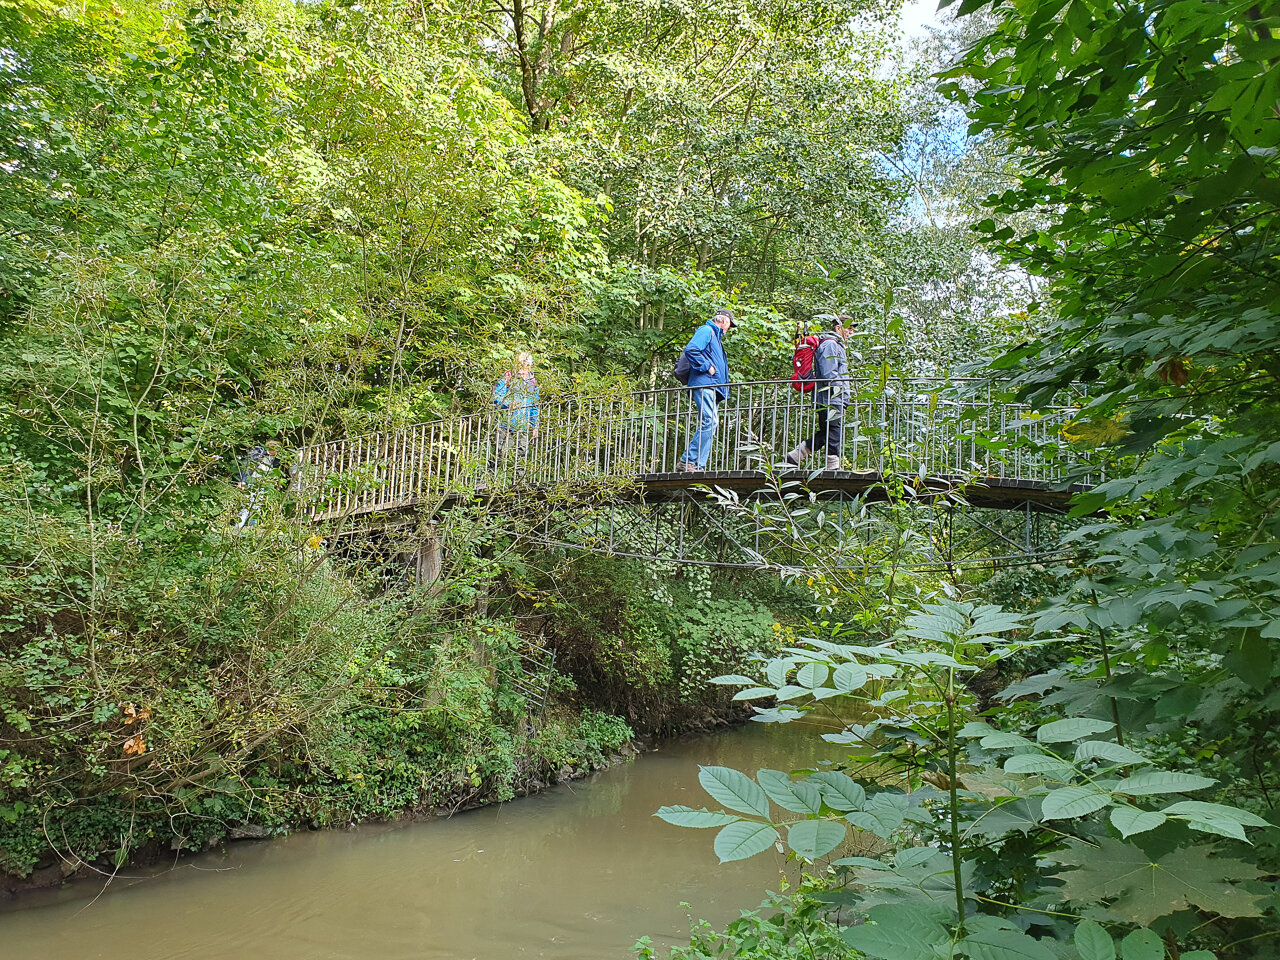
[1002,754,1076,781]
[840,901,953,960]
[960,919,1057,960]
[845,791,918,839]
[809,771,865,811]
[978,731,1034,750]
[1074,741,1151,766]
[832,662,869,693]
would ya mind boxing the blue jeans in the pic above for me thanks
[681,387,720,468]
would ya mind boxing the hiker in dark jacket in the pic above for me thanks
[679,308,735,471]
[786,315,852,471]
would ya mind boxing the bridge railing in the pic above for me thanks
[299,378,1092,520]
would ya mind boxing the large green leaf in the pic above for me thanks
[712,821,779,863]
[1036,718,1115,743]
[810,771,866,811]
[1073,919,1116,960]
[960,926,1056,960]
[1041,784,1112,820]
[1161,800,1270,841]
[1075,741,1153,766]
[841,902,954,960]
[832,662,869,693]
[709,674,755,686]
[653,805,741,828]
[839,846,972,910]
[980,731,1035,750]
[961,798,1043,839]
[756,769,824,814]
[1003,754,1078,781]
[1119,929,1163,960]
[846,791,913,838]
[1109,806,1167,839]
[1049,838,1265,925]
[765,658,794,688]
[698,766,771,818]
[786,819,847,861]
[1113,772,1216,796]
[797,661,829,688]
[732,686,777,701]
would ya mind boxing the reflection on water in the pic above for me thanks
[0,722,842,960]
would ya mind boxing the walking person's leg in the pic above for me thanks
[514,428,530,477]
[788,402,825,466]
[695,387,720,469]
[809,404,830,456]
[488,426,512,475]
[681,387,718,470]
[824,405,844,470]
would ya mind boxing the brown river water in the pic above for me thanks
[0,720,840,960]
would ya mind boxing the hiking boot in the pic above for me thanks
[826,455,841,471]
[784,442,809,466]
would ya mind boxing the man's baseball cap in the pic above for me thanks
[714,307,737,327]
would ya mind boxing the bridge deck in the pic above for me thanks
[638,471,1085,511]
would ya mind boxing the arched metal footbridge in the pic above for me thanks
[300,379,1094,570]
[303,379,1092,511]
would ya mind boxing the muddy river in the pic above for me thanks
[0,720,840,959]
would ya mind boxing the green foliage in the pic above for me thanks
[0,0,1030,900]
[634,881,857,960]
[659,598,1271,956]
[528,552,781,728]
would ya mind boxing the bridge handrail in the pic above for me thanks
[304,378,1082,448]
[298,378,1092,521]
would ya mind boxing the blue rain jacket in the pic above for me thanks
[492,372,540,431]
[682,320,730,401]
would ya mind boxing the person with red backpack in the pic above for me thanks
[786,315,853,471]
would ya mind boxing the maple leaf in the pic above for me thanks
[1047,838,1265,926]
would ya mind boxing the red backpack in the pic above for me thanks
[791,335,820,392]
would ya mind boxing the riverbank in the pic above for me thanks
[1,705,746,902]
[0,718,833,960]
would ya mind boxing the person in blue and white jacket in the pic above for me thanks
[491,351,540,475]
[679,308,736,472]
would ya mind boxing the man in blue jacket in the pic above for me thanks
[679,308,736,472]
